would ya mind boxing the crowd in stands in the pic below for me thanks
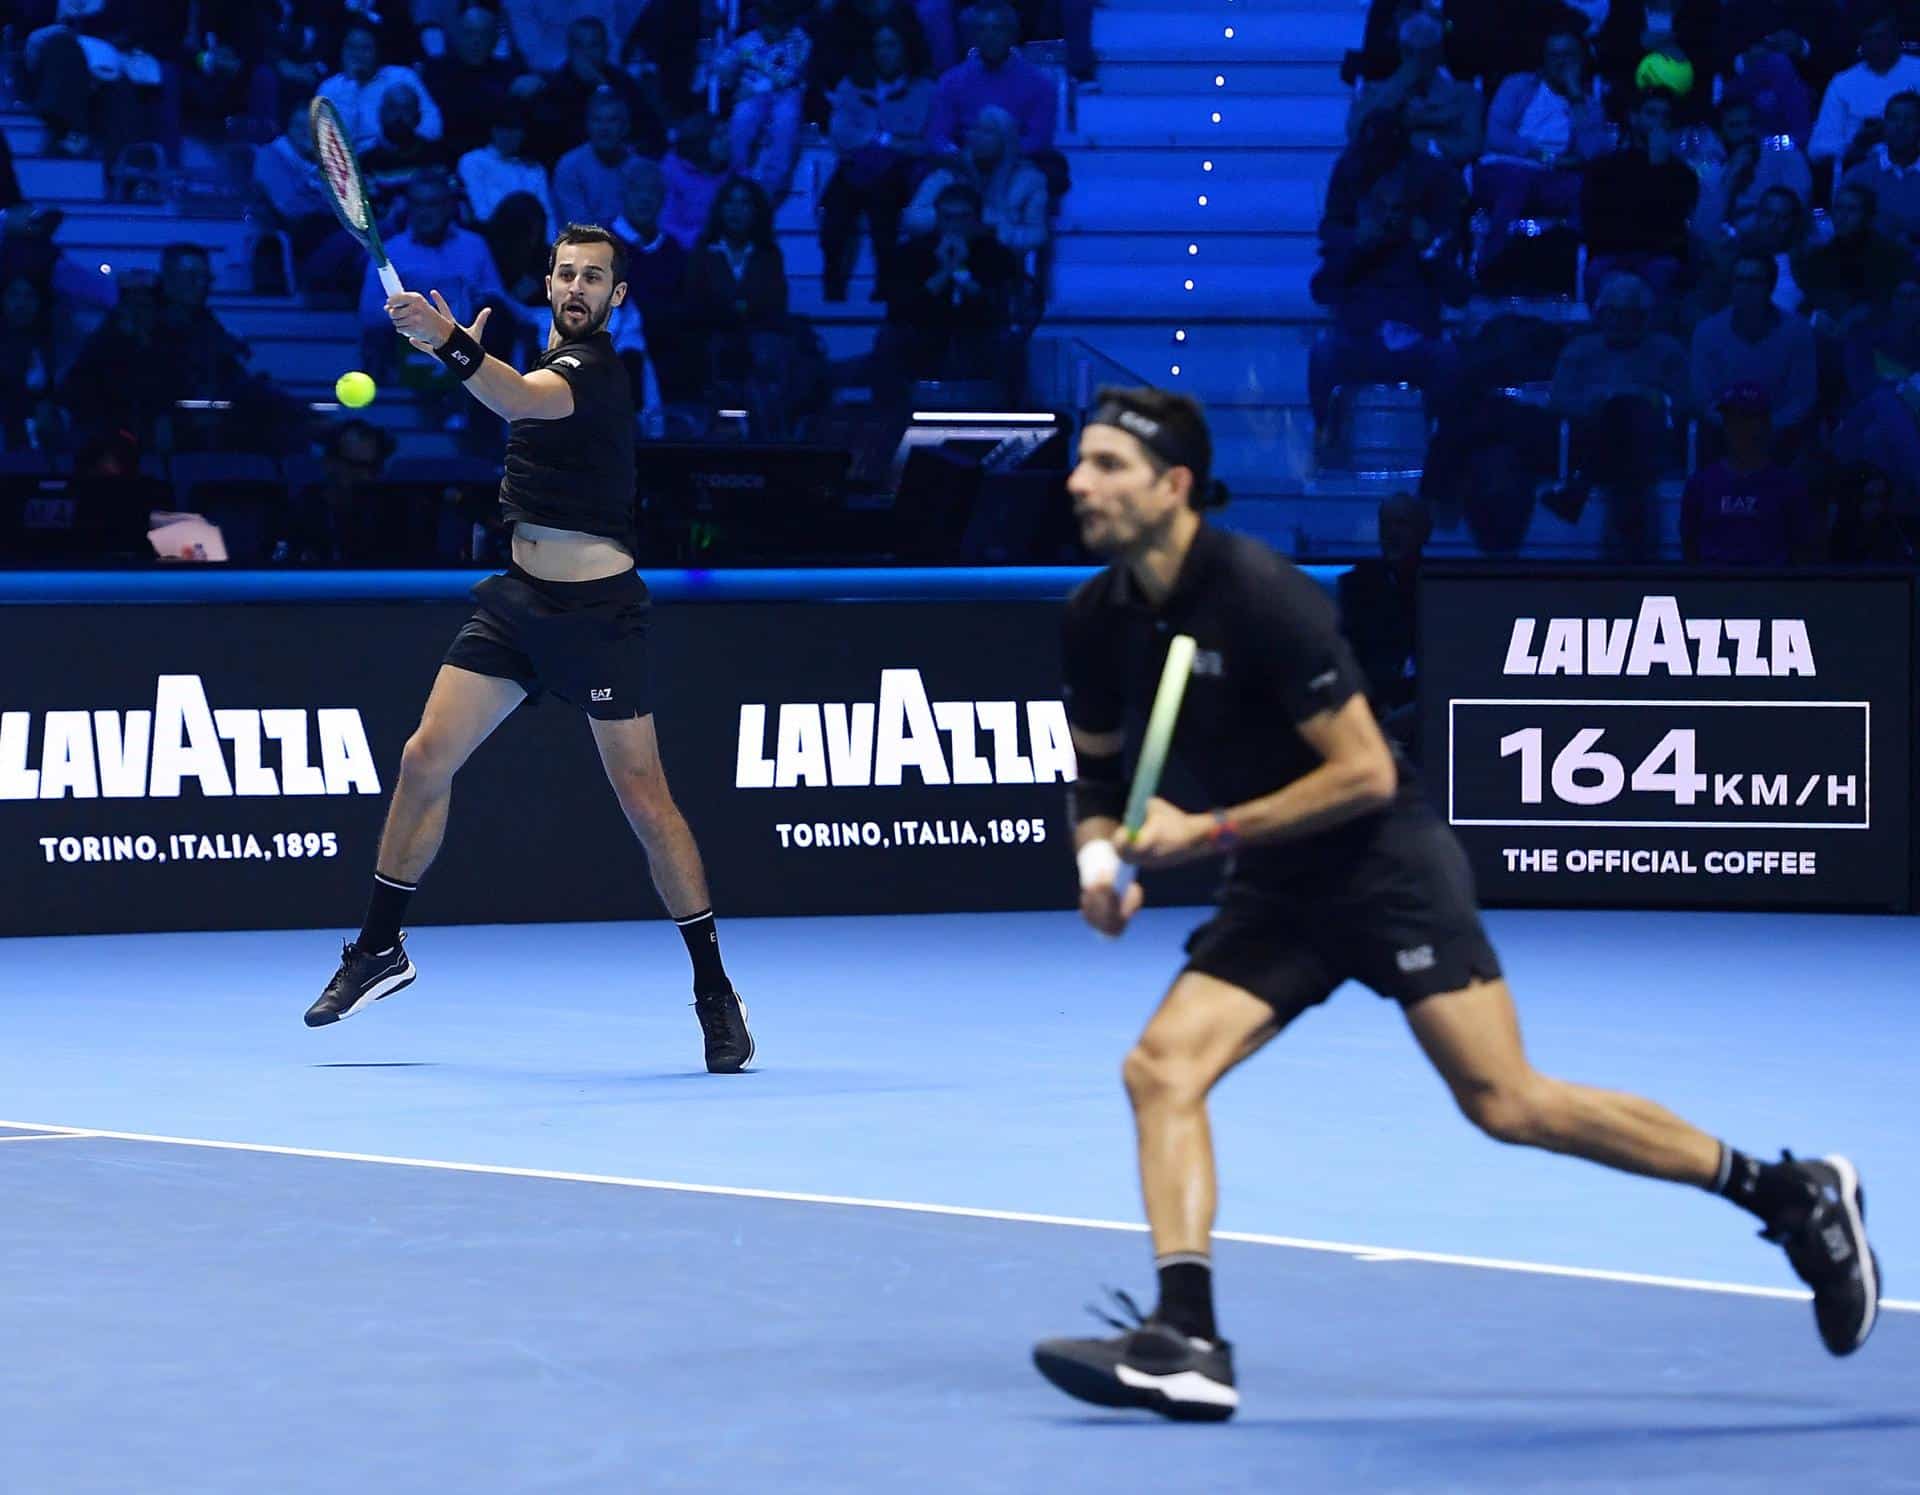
[1,0,1081,530]
[1319,0,1920,564]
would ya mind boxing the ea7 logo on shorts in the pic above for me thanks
[736,669,1074,789]
[1394,945,1436,974]
[590,688,613,702]
[1191,649,1225,678]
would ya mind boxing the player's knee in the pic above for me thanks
[1460,1075,1555,1147]
[1122,1041,1201,1110]
[611,767,676,835]
[398,730,458,789]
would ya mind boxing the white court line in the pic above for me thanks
[4,1117,1913,1314]
[0,1131,96,1144]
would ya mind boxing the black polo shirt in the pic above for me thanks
[499,330,637,555]
[1060,522,1421,883]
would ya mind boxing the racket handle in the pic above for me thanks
[377,262,404,298]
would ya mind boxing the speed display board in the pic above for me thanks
[1419,572,1912,910]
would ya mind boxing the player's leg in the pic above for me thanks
[1034,932,1334,1421]
[589,712,754,1073]
[1407,977,1881,1355]
[305,666,525,1026]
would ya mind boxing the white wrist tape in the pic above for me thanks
[1077,838,1122,890]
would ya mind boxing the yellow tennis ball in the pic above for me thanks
[335,370,376,408]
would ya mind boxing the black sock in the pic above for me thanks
[1154,1254,1218,1343]
[357,872,415,954]
[1713,1144,1810,1227]
[675,910,731,992]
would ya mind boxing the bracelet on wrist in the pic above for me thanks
[1208,809,1239,852]
[435,325,484,381]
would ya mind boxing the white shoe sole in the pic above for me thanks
[334,961,416,1021]
[1823,1154,1878,1351]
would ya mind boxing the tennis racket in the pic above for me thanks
[309,96,404,299]
[1112,633,1197,895]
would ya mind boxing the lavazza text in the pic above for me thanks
[734,668,1075,852]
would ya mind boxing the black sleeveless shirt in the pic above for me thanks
[498,330,637,554]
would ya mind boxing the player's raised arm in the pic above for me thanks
[386,289,575,423]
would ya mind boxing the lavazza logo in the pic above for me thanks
[735,669,1076,788]
[0,674,382,800]
[1502,596,1815,677]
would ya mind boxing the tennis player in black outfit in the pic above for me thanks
[1031,386,1878,1420]
[303,224,755,1074]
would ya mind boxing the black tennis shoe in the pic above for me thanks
[694,987,755,1073]
[1033,1290,1238,1421]
[305,936,416,1027]
[1763,1153,1880,1356]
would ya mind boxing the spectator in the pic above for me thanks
[924,1,1055,157]
[903,106,1047,255]
[1336,492,1429,732]
[622,0,706,116]
[358,173,520,386]
[1476,29,1613,264]
[1691,252,1818,442]
[422,5,522,160]
[505,0,649,75]
[1697,185,1812,315]
[1795,183,1914,336]
[1691,97,1813,246]
[1680,382,1820,563]
[278,418,400,564]
[1828,462,1915,561]
[1549,272,1691,560]
[1306,173,1469,433]
[1719,40,1813,151]
[661,114,733,249]
[877,180,1020,382]
[252,103,336,289]
[316,23,445,154]
[1834,276,1920,501]
[1321,108,1465,254]
[553,90,638,231]
[1347,12,1484,169]
[59,276,176,452]
[1807,9,1920,169]
[21,12,171,164]
[609,157,697,403]
[524,15,668,164]
[459,105,554,234]
[1841,89,1920,245]
[717,0,813,202]
[360,85,453,219]
[808,0,935,125]
[158,243,250,395]
[481,190,556,311]
[684,177,791,407]
[1582,88,1699,298]
[820,24,935,301]
[0,273,58,452]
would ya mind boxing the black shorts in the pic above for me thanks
[443,562,653,720]
[1181,807,1502,1017]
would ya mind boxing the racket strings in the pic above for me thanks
[313,113,368,227]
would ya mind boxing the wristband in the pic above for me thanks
[1077,838,1122,890]
[1207,809,1239,852]
[435,325,484,381]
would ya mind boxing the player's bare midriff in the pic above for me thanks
[511,521,635,581]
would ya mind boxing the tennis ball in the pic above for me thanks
[335,370,377,408]
[1635,49,1695,97]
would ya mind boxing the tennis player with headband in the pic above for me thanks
[1032,385,1878,1420]
[302,222,755,1075]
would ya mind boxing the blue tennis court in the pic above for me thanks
[4,907,1915,1493]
